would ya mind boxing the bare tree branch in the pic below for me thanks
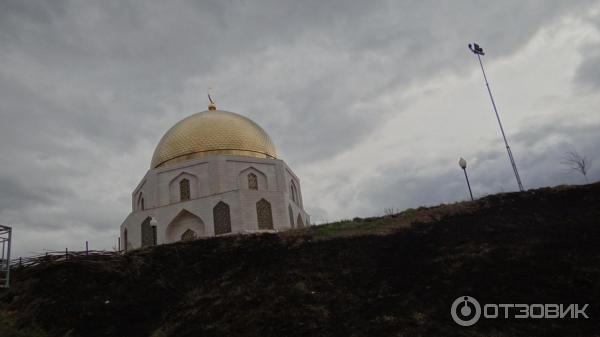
[561,150,592,183]
[383,208,400,217]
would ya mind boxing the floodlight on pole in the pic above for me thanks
[468,42,524,192]
[459,157,474,201]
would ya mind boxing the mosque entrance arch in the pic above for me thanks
[165,210,205,243]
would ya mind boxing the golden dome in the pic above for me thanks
[151,109,277,168]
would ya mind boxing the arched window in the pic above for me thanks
[123,229,128,252]
[256,199,273,230]
[213,201,232,235]
[180,178,190,201]
[297,214,305,228]
[288,204,295,228]
[248,173,258,190]
[181,229,196,241]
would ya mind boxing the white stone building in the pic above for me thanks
[120,103,309,250]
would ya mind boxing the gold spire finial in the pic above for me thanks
[208,87,216,110]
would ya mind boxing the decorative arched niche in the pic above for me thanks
[134,180,147,211]
[168,172,199,204]
[137,192,145,211]
[238,167,268,191]
[290,180,299,204]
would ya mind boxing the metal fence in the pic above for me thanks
[10,249,124,270]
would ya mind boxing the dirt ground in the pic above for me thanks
[1,183,599,337]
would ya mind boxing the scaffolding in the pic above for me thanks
[0,225,12,288]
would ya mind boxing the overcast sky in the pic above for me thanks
[1,0,600,257]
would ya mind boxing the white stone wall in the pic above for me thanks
[120,154,309,250]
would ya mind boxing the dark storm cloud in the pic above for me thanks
[575,47,600,91]
[574,11,600,91]
[0,176,48,211]
[2,0,589,159]
[0,172,75,230]
[0,0,598,256]
[248,0,594,164]
[0,0,68,29]
[511,118,600,149]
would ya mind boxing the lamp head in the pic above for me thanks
[468,42,485,55]
[459,157,467,169]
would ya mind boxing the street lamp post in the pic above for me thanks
[459,157,474,201]
[468,43,525,192]
[150,217,158,245]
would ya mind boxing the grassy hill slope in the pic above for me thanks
[1,183,600,337]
